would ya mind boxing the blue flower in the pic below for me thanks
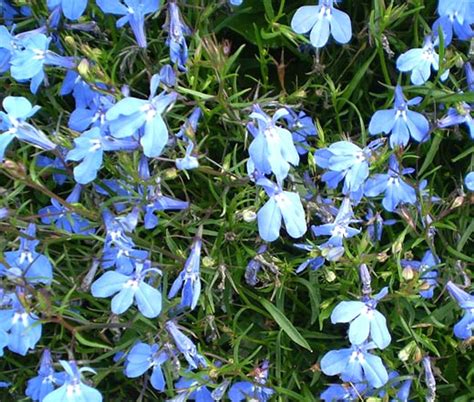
[229,0,243,6]
[38,185,95,235]
[401,250,439,299]
[36,146,68,185]
[293,243,325,274]
[466,62,474,92]
[312,197,360,255]
[164,2,191,71]
[247,105,300,185]
[103,208,139,250]
[432,0,474,45]
[438,102,473,139]
[364,155,417,212]
[10,34,76,93]
[91,260,162,318]
[320,342,389,388]
[0,96,56,161]
[0,294,42,356]
[96,0,159,48]
[320,382,367,401]
[43,360,102,402]
[165,321,207,369]
[245,244,268,285]
[422,357,436,402]
[66,127,139,184]
[331,287,391,349]
[228,361,274,402]
[124,342,169,391]
[369,85,430,148]
[365,207,395,243]
[282,109,317,155]
[175,375,213,401]
[446,281,474,340]
[315,140,376,199]
[396,35,449,86]
[465,172,474,191]
[256,177,307,242]
[291,0,352,48]
[105,83,177,158]
[0,224,53,285]
[47,0,88,20]
[168,236,203,311]
[25,349,65,402]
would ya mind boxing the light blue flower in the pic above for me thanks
[438,102,473,139]
[465,172,474,191]
[401,250,439,299]
[105,81,177,158]
[291,0,352,48]
[446,281,474,340]
[47,0,88,20]
[228,361,274,402]
[0,96,56,161]
[247,105,300,185]
[43,360,102,402]
[10,34,75,93]
[369,85,430,148]
[320,382,367,401]
[256,177,306,242]
[320,342,389,388]
[38,185,95,235]
[0,224,53,285]
[96,0,159,48]
[124,342,169,391]
[364,155,417,212]
[165,321,207,369]
[25,349,65,402]
[432,0,474,45]
[164,2,191,71]
[331,287,391,349]
[91,260,162,318]
[396,35,449,86]
[175,375,213,401]
[282,109,317,155]
[168,236,202,311]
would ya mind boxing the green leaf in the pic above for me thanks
[259,297,312,351]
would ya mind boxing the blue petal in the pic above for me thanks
[141,116,168,157]
[279,192,307,239]
[320,348,352,376]
[348,313,370,345]
[310,16,330,48]
[368,109,396,134]
[135,282,162,318]
[331,301,365,324]
[150,366,166,391]
[291,6,319,34]
[257,197,282,242]
[330,9,352,44]
[370,311,391,349]
[91,271,128,297]
[111,286,135,315]
[361,353,389,388]
[62,0,87,20]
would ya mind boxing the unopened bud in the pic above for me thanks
[402,267,415,281]
[2,159,27,179]
[77,59,90,77]
[242,209,257,222]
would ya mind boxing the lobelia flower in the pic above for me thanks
[105,77,177,158]
[247,105,300,185]
[438,102,473,139]
[165,321,207,369]
[10,34,76,93]
[67,92,115,133]
[60,70,99,110]
[291,0,352,48]
[228,360,274,402]
[47,0,88,20]
[446,281,474,340]
[320,382,367,401]
[282,109,317,155]
[255,177,307,242]
[432,0,474,46]
[0,224,53,285]
[124,342,169,391]
[315,140,381,201]
[66,127,139,184]
[176,107,202,170]
[91,259,162,318]
[168,234,203,311]
[229,0,243,6]
[36,146,68,185]
[25,349,65,402]
[364,155,417,212]
[365,207,396,243]
[311,197,360,259]
[422,356,436,402]
[103,208,139,250]
[320,341,389,388]
[293,243,325,274]
[0,96,56,161]
[38,185,95,235]
[96,0,159,48]
[0,292,42,356]
[211,380,230,400]
[401,250,439,299]
[175,375,213,401]
[43,360,102,402]
[396,35,449,86]
[164,1,191,71]
[331,287,391,349]
[465,172,474,191]
[466,62,474,92]
[369,85,430,148]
